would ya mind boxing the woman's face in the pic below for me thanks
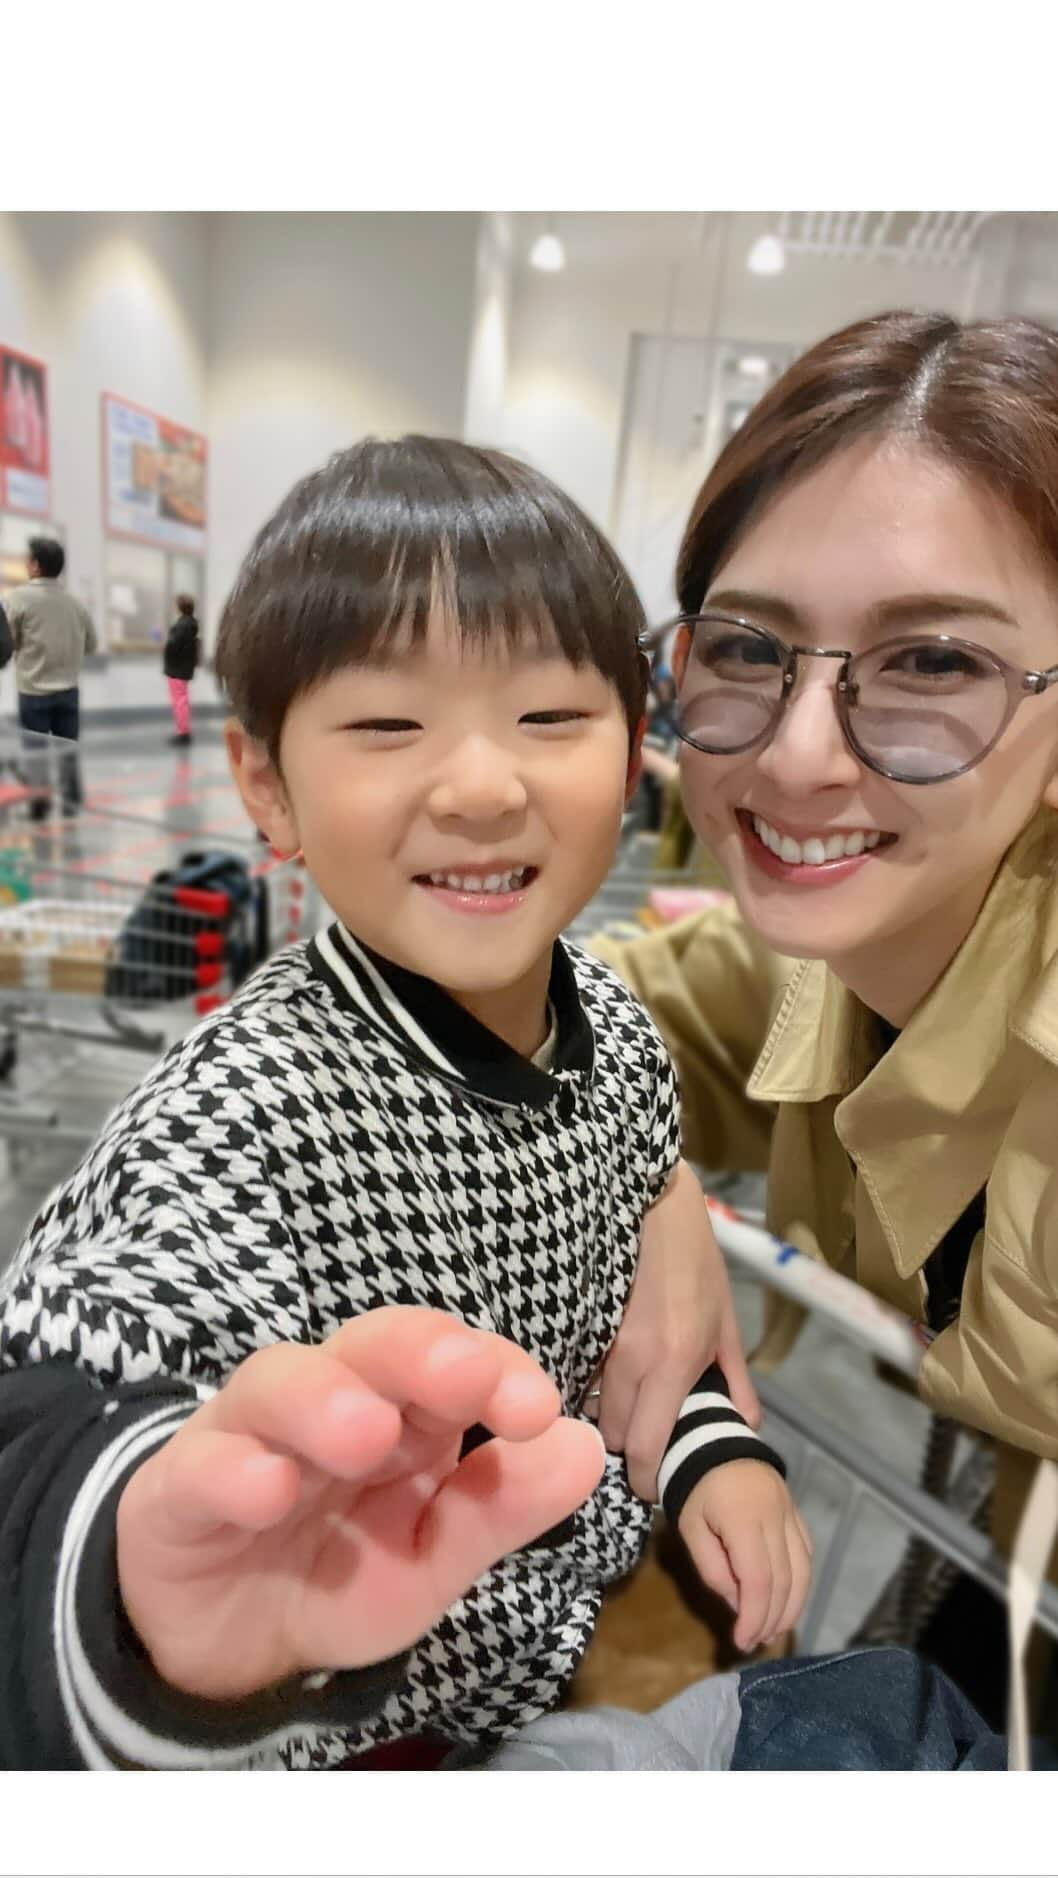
[677,436,1058,1020]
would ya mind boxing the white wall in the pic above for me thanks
[205,213,480,642]
[0,212,210,710]
[494,212,995,539]
[462,212,515,448]
[0,211,480,713]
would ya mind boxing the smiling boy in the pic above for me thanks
[0,438,808,1770]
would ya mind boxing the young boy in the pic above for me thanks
[0,438,809,1771]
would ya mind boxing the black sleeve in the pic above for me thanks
[0,602,13,669]
[657,1363,786,1523]
[0,1363,408,1770]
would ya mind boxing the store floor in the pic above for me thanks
[0,720,932,1702]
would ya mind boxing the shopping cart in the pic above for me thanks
[703,1197,1058,1768]
[0,724,319,1173]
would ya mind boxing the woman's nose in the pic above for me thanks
[754,669,863,795]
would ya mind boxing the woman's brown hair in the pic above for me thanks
[677,311,1058,613]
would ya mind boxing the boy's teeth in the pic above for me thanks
[427,867,528,893]
[752,816,883,866]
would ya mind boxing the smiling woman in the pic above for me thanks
[594,310,1058,1716]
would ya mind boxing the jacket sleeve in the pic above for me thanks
[589,900,795,1174]
[0,1047,407,1769]
[0,1362,407,1769]
[657,1362,786,1520]
[81,603,99,657]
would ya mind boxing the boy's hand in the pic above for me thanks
[116,1307,605,1703]
[587,1161,760,1499]
[677,1461,813,1655]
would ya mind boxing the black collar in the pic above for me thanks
[307,922,594,1109]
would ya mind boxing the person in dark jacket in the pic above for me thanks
[162,593,200,746]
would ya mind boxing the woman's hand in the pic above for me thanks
[586,1160,760,1500]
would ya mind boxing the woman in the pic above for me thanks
[594,309,1058,1715]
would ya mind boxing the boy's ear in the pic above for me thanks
[624,714,647,803]
[225,720,300,854]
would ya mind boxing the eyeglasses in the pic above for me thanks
[663,613,1058,785]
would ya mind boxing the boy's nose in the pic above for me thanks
[429,738,528,820]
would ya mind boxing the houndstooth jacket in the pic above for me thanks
[0,926,775,1769]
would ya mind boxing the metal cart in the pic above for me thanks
[0,725,319,1238]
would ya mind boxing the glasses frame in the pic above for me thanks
[660,612,1058,786]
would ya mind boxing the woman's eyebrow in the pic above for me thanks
[868,593,1020,632]
[704,589,1021,633]
[704,589,800,627]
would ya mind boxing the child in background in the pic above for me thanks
[162,591,199,746]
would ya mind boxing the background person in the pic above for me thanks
[6,535,97,814]
[162,591,200,747]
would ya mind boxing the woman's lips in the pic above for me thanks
[737,810,896,887]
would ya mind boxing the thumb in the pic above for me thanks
[418,1419,605,1608]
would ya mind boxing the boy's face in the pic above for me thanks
[228,614,637,1050]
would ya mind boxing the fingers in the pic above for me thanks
[725,1524,776,1655]
[715,1318,762,1430]
[326,1308,562,1440]
[416,1419,606,1613]
[678,1519,739,1612]
[133,1426,307,1541]
[775,1510,814,1639]
[622,1371,688,1502]
[595,1340,640,1460]
[197,1342,409,1478]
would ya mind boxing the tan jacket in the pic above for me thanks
[594,809,1058,1463]
[7,578,98,696]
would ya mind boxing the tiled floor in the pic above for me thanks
[0,722,933,1664]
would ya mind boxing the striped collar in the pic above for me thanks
[307,922,594,1108]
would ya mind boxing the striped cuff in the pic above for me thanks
[656,1363,785,1523]
[59,1394,408,1768]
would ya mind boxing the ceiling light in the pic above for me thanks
[747,233,785,276]
[529,226,566,272]
[736,354,770,378]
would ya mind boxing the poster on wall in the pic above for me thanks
[1,345,50,517]
[102,393,207,555]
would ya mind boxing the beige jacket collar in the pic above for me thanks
[749,810,1058,1276]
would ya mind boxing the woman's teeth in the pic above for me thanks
[426,867,530,894]
[751,815,882,865]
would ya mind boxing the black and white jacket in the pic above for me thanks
[0,926,779,1770]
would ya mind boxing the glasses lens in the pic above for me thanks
[675,617,785,752]
[849,637,1008,780]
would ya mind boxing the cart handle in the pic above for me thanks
[705,1196,930,1381]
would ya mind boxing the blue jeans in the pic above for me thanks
[471,1649,1056,1771]
[17,688,82,809]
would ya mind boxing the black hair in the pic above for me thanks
[28,536,64,580]
[215,435,648,764]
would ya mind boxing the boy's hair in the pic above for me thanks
[214,435,648,765]
[27,536,64,579]
[175,593,197,617]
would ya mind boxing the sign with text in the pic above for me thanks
[103,392,207,554]
[1,345,50,517]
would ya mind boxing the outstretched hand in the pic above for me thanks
[117,1307,605,1702]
